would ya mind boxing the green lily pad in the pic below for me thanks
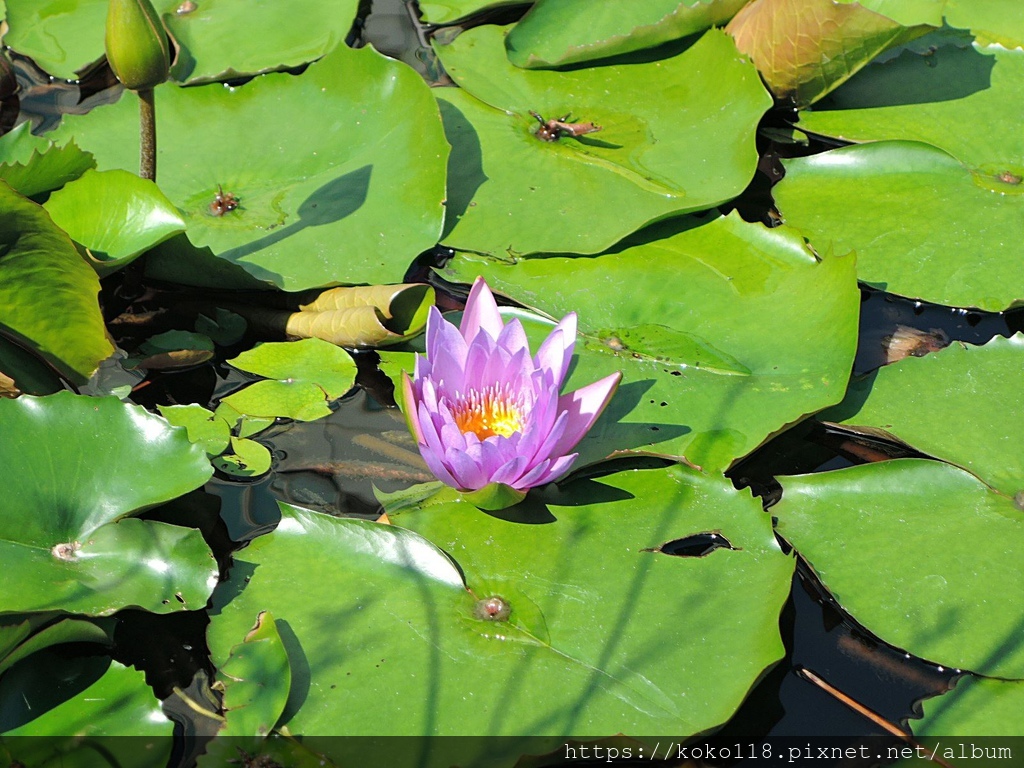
[418,0,529,25]
[775,140,1024,311]
[0,391,216,616]
[822,335,1024,497]
[43,169,185,276]
[208,466,793,743]
[213,611,291,738]
[221,338,357,422]
[1,652,172,746]
[839,0,1024,47]
[0,123,95,198]
[774,459,1024,678]
[506,0,749,68]
[2,0,358,83]
[158,403,232,456]
[195,308,247,346]
[437,212,859,472]
[211,436,273,478]
[127,330,215,370]
[912,676,1024,737]
[800,37,1024,169]
[726,0,931,107]
[435,26,771,257]
[164,0,359,84]
[0,181,113,384]
[0,616,114,677]
[51,43,448,290]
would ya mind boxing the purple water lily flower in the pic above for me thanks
[402,277,621,508]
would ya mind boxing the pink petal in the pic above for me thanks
[460,277,504,342]
[444,447,489,491]
[533,313,577,387]
[547,372,622,458]
[517,453,578,489]
[426,307,468,370]
[495,317,529,357]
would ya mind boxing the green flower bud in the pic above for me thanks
[105,0,170,91]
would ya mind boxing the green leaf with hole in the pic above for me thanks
[727,0,933,107]
[0,392,215,616]
[222,338,357,422]
[51,43,448,290]
[435,26,771,257]
[822,334,1024,497]
[506,0,749,68]
[43,169,185,276]
[775,141,1024,311]
[1,652,173,748]
[0,181,113,385]
[436,212,859,472]
[774,459,1024,678]
[2,0,357,83]
[0,123,95,198]
[800,36,1024,169]
[207,466,792,746]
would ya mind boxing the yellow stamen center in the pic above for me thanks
[451,386,524,439]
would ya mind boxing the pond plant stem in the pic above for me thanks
[797,667,955,768]
[138,87,156,181]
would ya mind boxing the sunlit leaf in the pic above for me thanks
[286,284,434,348]
[0,123,95,198]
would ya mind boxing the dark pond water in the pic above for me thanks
[7,0,1024,764]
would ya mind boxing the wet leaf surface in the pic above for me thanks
[437,212,859,472]
[221,338,357,422]
[800,35,1024,169]
[506,0,748,68]
[207,466,793,746]
[727,0,932,106]
[775,459,1024,678]
[822,334,1024,496]
[0,392,215,615]
[435,26,771,256]
[44,169,185,276]
[775,140,1024,311]
[0,181,113,384]
[51,43,448,290]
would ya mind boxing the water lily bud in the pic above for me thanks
[105,0,170,91]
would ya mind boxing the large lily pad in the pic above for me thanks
[0,123,95,198]
[1,652,172,745]
[208,466,793,746]
[838,0,1024,47]
[800,36,1024,169]
[44,169,186,276]
[774,459,1024,679]
[0,181,113,384]
[435,26,771,257]
[822,334,1024,497]
[438,212,859,472]
[726,0,931,107]
[2,0,358,83]
[0,392,216,616]
[911,677,1024,737]
[774,140,1024,311]
[506,0,749,68]
[51,43,448,291]
[418,0,529,25]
